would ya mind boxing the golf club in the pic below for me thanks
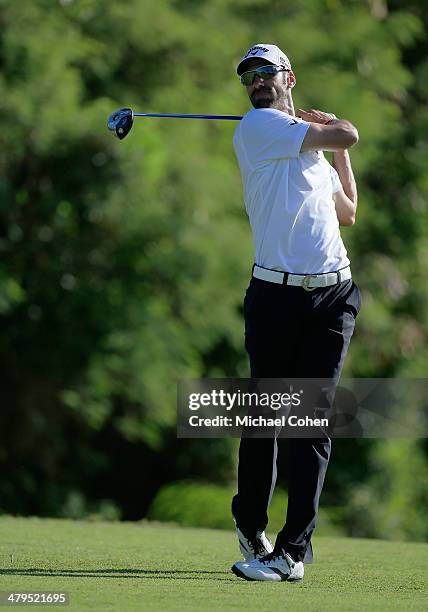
[107,107,243,140]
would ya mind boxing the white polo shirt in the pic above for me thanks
[233,108,350,274]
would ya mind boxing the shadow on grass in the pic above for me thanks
[0,568,235,581]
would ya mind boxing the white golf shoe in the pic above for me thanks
[232,551,304,582]
[236,527,274,560]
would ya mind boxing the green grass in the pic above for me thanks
[0,517,427,611]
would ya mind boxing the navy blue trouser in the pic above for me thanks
[232,276,361,563]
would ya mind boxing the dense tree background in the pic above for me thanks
[0,0,427,541]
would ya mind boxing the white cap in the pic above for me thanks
[236,44,292,75]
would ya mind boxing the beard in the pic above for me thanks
[250,87,276,108]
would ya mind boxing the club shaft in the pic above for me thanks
[133,113,243,120]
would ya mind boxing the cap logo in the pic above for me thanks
[244,45,269,58]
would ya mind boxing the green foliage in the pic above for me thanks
[60,490,122,521]
[346,439,428,542]
[147,480,343,536]
[0,0,427,535]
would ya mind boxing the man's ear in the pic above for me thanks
[287,70,296,89]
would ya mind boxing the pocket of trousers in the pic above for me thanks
[344,281,362,318]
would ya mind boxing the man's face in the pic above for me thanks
[242,58,290,109]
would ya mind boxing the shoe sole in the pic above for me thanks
[231,564,303,583]
[231,564,254,581]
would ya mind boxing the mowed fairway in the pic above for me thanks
[0,517,426,611]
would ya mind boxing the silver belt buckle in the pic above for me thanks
[302,274,317,291]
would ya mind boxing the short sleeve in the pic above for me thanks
[329,164,342,194]
[238,108,310,165]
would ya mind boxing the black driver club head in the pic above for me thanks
[107,107,134,140]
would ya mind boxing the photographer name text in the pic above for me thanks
[188,415,328,428]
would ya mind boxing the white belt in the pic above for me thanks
[252,265,352,291]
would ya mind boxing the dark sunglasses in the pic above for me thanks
[240,64,288,86]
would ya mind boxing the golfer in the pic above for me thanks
[231,44,361,582]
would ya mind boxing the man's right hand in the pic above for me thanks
[297,108,337,125]
[298,109,358,152]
